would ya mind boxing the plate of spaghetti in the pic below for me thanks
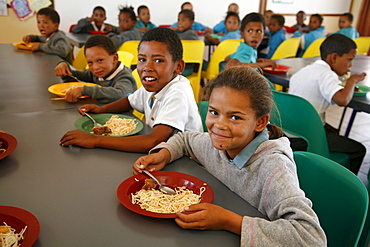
[117,171,214,218]
[0,132,17,160]
[48,82,100,98]
[262,64,292,74]
[74,114,144,137]
[0,206,40,247]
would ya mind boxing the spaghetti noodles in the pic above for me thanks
[0,222,27,247]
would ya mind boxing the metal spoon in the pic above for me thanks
[84,112,102,127]
[136,164,176,195]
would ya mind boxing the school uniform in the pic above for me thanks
[289,59,366,174]
[128,75,203,132]
[135,20,157,30]
[213,20,227,34]
[108,28,145,49]
[219,30,241,42]
[266,29,286,59]
[178,29,198,40]
[293,26,326,57]
[170,22,206,31]
[230,42,257,63]
[72,18,120,34]
[334,26,359,40]
[28,30,73,63]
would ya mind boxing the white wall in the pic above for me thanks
[55,0,259,33]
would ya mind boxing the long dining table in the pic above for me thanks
[0,44,267,246]
[264,56,370,137]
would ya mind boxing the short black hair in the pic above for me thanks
[119,6,136,21]
[137,5,148,15]
[139,27,183,62]
[84,34,117,56]
[311,14,323,24]
[93,6,105,15]
[181,2,192,10]
[271,14,285,26]
[320,34,357,59]
[342,12,354,22]
[37,8,60,24]
[224,11,240,24]
[241,12,265,32]
[179,9,195,21]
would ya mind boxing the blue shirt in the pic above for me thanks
[135,20,157,29]
[230,42,257,63]
[231,128,269,169]
[170,21,206,31]
[294,26,326,57]
[213,20,227,34]
[266,29,286,59]
[334,26,359,40]
[219,30,241,42]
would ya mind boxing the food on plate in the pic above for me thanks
[0,141,5,154]
[91,115,137,136]
[58,84,83,94]
[354,85,363,92]
[92,126,112,135]
[142,178,158,190]
[131,186,206,213]
[0,222,27,247]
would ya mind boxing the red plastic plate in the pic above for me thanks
[117,171,214,218]
[88,31,109,35]
[0,132,17,160]
[262,64,292,74]
[0,206,40,246]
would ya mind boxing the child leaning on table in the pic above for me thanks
[134,5,157,32]
[22,8,73,63]
[54,34,136,104]
[59,27,203,153]
[72,6,120,34]
[204,11,241,45]
[289,34,366,174]
[224,12,277,70]
[133,66,327,246]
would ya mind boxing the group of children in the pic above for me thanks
[18,3,368,246]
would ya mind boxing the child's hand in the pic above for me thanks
[78,104,102,115]
[347,72,367,85]
[133,149,171,175]
[22,35,31,43]
[59,129,97,148]
[65,87,83,102]
[54,62,72,76]
[257,59,277,69]
[175,203,239,232]
[31,43,40,51]
[104,24,114,32]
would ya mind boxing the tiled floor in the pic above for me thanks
[326,104,370,187]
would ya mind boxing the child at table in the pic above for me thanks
[285,10,309,33]
[54,34,136,103]
[72,6,120,34]
[289,34,366,174]
[265,14,286,59]
[59,27,203,152]
[213,3,239,35]
[108,6,144,49]
[293,13,326,57]
[135,5,157,32]
[22,8,73,63]
[333,13,359,40]
[205,11,240,45]
[170,2,208,32]
[177,9,198,40]
[133,66,326,246]
[225,13,277,70]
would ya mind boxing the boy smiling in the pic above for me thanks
[59,28,203,152]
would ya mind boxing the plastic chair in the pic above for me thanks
[270,37,300,60]
[270,91,350,168]
[197,101,209,132]
[72,46,87,70]
[354,37,370,55]
[181,40,205,102]
[117,40,140,67]
[202,39,242,81]
[358,172,370,247]
[302,37,326,58]
[131,68,144,120]
[293,151,368,247]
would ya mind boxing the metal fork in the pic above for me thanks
[84,113,102,127]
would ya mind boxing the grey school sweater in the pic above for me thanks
[28,30,73,63]
[151,132,327,246]
[62,63,136,104]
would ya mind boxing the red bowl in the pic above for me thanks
[195,30,206,35]
[88,31,109,35]
[262,64,292,74]
[0,206,40,246]
[0,132,17,160]
[117,171,214,218]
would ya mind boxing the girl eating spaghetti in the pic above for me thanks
[133,66,326,246]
